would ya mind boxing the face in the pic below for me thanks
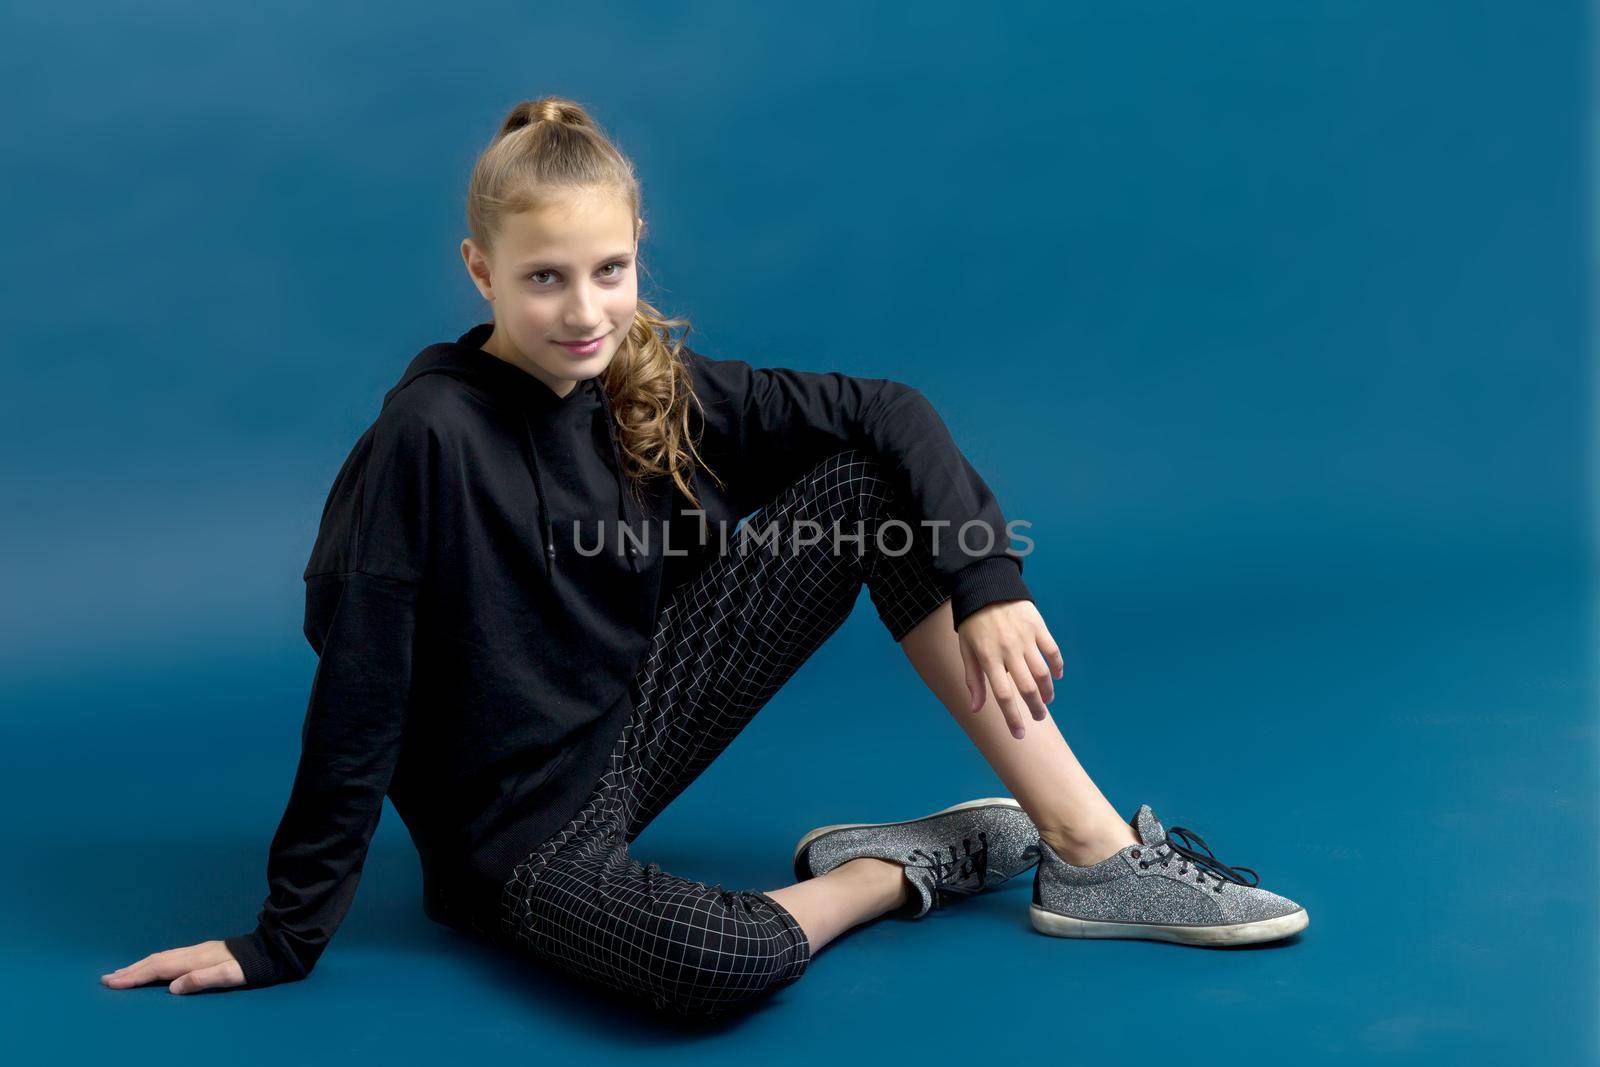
[461,189,640,397]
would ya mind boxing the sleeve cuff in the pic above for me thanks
[223,930,291,989]
[950,555,1034,630]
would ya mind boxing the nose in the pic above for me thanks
[563,280,604,332]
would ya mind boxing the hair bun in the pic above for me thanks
[500,97,592,137]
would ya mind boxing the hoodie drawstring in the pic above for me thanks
[521,380,640,577]
[520,413,557,579]
[595,381,640,574]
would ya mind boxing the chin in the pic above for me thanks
[582,343,620,373]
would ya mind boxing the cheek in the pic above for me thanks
[607,286,639,321]
[512,300,560,330]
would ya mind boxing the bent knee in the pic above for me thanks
[641,911,807,1016]
[804,448,903,516]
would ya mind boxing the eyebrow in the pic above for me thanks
[515,251,635,271]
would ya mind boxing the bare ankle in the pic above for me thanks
[834,857,911,910]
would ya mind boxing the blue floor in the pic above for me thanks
[7,554,1592,1062]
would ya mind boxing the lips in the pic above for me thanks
[555,334,608,354]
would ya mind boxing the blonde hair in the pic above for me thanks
[466,96,723,511]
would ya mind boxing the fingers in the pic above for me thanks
[1022,645,1054,714]
[958,605,1069,739]
[959,637,986,714]
[169,960,245,995]
[1037,626,1065,680]
[101,942,240,993]
[102,950,184,989]
[970,639,1056,737]
[1005,649,1049,722]
[973,648,1027,739]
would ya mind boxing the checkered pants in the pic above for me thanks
[497,448,954,1018]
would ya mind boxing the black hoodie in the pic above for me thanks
[223,321,1033,988]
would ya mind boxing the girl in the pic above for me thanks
[100,97,1307,1019]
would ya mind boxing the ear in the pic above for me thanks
[461,238,494,301]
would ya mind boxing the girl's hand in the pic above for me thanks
[956,599,1065,739]
[100,940,246,995]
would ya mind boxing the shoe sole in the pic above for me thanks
[792,797,1026,881]
[1029,903,1309,946]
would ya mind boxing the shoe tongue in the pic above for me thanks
[1133,804,1166,846]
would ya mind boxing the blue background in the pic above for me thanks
[2,1,1593,1062]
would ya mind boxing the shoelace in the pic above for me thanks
[1132,825,1260,893]
[906,832,991,906]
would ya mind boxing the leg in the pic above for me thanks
[617,449,954,840]
[504,820,811,1018]
[764,857,908,949]
[513,823,907,1020]
[896,600,1140,866]
[500,449,950,1015]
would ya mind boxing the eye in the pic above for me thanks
[526,261,630,286]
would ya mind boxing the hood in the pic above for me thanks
[383,321,641,575]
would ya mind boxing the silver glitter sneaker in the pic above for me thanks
[1030,803,1308,946]
[792,797,1041,918]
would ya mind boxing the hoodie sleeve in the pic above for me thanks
[681,348,1032,630]
[223,406,435,988]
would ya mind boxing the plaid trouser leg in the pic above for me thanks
[499,448,952,1018]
